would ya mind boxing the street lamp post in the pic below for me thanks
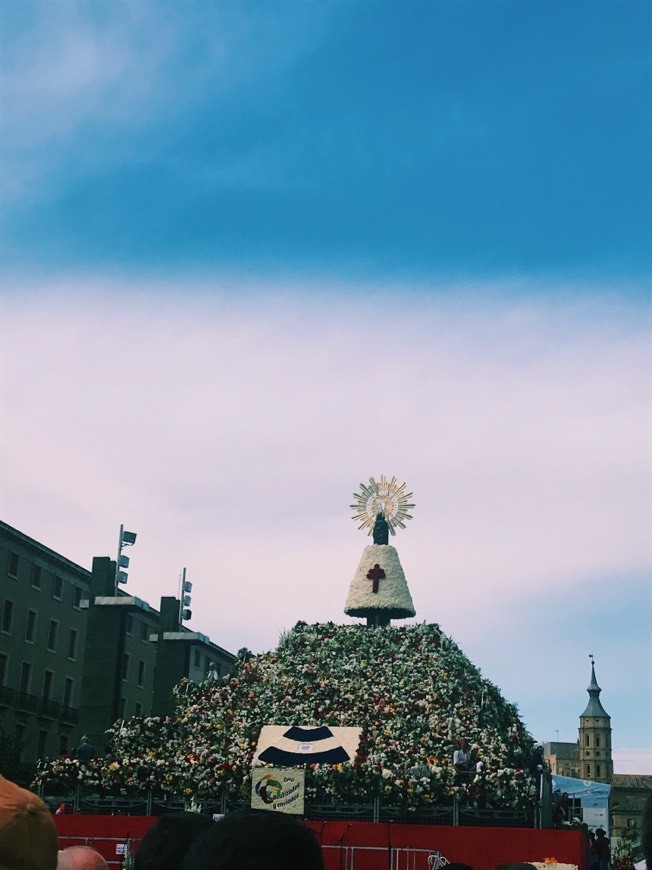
[115,524,137,594]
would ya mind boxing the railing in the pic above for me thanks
[43,788,541,828]
[0,686,78,722]
[322,845,452,870]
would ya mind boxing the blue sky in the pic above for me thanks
[1,2,651,771]
[3,1,650,280]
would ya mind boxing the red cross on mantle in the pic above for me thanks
[366,563,386,593]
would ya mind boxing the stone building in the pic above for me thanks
[0,520,235,765]
[544,659,652,840]
[543,740,581,779]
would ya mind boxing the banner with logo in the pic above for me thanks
[254,725,362,766]
[251,768,305,814]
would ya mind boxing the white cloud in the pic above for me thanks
[613,749,652,776]
[1,276,650,746]
[1,3,335,202]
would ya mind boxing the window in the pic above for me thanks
[596,764,602,778]
[627,818,637,828]
[135,703,143,717]
[68,629,78,660]
[126,616,134,635]
[38,730,48,758]
[47,620,58,652]
[122,654,130,681]
[2,600,14,633]
[53,575,63,599]
[42,671,53,701]
[193,650,201,669]
[586,764,591,778]
[140,622,149,641]
[25,610,37,643]
[8,552,19,578]
[63,678,73,709]
[596,735,601,748]
[72,587,82,608]
[59,734,69,756]
[118,697,127,719]
[0,654,7,686]
[19,662,31,694]
[137,660,145,687]
[31,565,42,589]
[584,734,590,746]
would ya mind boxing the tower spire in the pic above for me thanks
[581,654,609,719]
[578,655,613,783]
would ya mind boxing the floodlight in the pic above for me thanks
[115,524,138,594]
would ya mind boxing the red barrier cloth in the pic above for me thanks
[55,815,587,870]
[305,821,587,870]
[55,815,155,865]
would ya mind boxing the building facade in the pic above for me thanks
[0,521,235,765]
[543,740,580,779]
[544,659,652,842]
[578,661,613,784]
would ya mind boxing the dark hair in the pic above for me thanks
[181,809,324,870]
[135,812,215,870]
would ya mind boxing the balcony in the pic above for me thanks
[0,686,79,723]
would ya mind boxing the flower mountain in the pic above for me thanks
[39,621,538,809]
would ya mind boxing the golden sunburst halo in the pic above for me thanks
[350,475,415,536]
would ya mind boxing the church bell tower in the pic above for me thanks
[578,656,613,784]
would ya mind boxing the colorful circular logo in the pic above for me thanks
[255,774,282,804]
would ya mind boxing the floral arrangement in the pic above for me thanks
[612,838,636,870]
[344,545,415,616]
[35,622,537,809]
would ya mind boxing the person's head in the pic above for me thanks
[494,864,537,870]
[181,809,324,870]
[0,774,59,870]
[460,739,468,748]
[57,846,108,870]
[135,812,215,870]
[595,828,606,838]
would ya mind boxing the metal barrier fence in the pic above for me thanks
[55,834,136,870]
[46,788,539,828]
[322,845,452,870]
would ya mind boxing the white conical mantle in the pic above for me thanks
[344,544,415,621]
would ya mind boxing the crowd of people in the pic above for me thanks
[0,772,107,870]
[2,769,652,870]
[0,772,324,870]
